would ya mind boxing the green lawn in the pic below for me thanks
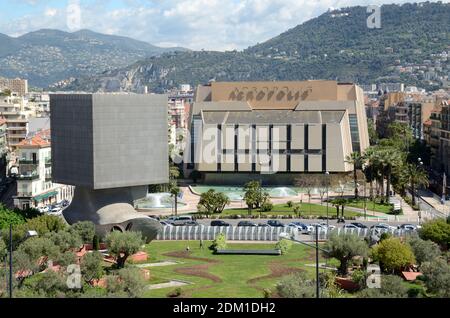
[343,198,394,214]
[214,202,362,218]
[142,241,329,298]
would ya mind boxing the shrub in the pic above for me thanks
[287,201,294,208]
[106,267,145,298]
[359,275,408,298]
[351,269,367,289]
[276,272,316,298]
[92,235,100,251]
[167,287,182,298]
[210,233,227,251]
[263,288,272,298]
[275,239,292,255]
[260,202,273,212]
[371,238,415,273]
[379,232,392,241]
[407,285,425,298]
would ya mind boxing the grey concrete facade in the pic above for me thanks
[50,93,169,242]
[51,94,169,189]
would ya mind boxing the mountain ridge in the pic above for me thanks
[0,29,188,87]
[63,2,450,93]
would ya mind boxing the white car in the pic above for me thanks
[38,206,49,213]
[343,224,359,230]
[320,222,336,230]
[48,207,62,215]
[378,223,397,231]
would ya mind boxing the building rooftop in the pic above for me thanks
[17,129,51,148]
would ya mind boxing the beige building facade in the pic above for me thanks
[187,81,370,184]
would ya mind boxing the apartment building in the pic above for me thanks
[13,129,73,209]
[441,101,450,176]
[0,96,29,150]
[187,80,370,184]
[0,78,28,97]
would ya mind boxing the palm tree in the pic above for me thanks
[345,152,362,199]
[377,147,402,203]
[362,148,378,200]
[406,163,429,206]
[170,185,180,216]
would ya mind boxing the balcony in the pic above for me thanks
[16,192,32,197]
[45,173,52,181]
[17,171,39,180]
[45,158,52,166]
[19,159,39,165]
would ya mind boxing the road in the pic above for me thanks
[193,218,418,228]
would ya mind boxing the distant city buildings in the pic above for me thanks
[0,77,28,97]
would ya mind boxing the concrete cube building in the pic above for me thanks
[50,93,168,241]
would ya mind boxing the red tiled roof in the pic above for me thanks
[402,271,423,281]
[17,129,51,148]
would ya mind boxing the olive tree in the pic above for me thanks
[70,221,96,243]
[197,189,230,215]
[420,258,450,297]
[407,237,441,265]
[106,267,146,298]
[105,231,144,268]
[81,251,104,283]
[324,233,368,276]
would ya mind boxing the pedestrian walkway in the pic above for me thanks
[417,189,450,216]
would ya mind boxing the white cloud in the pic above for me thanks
[0,0,449,50]
[45,8,58,17]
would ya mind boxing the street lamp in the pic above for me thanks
[280,226,330,298]
[325,172,330,231]
[8,225,38,298]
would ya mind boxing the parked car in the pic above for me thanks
[160,221,173,227]
[184,220,200,226]
[351,222,368,229]
[287,222,312,234]
[48,207,62,215]
[377,223,397,231]
[267,220,285,227]
[370,224,392,232]
[319,222,336,230]
[168,216,195,226]
[398,224,418,231]
[211,220,231,227]
[336,217,346,223]
[38,206,49,213]
[257,223,270,227]
[61,200,70,207]
[343,224,359,230]
[238,221,258,227]
[309,223,327,230]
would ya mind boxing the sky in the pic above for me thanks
[0,0,448,51]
